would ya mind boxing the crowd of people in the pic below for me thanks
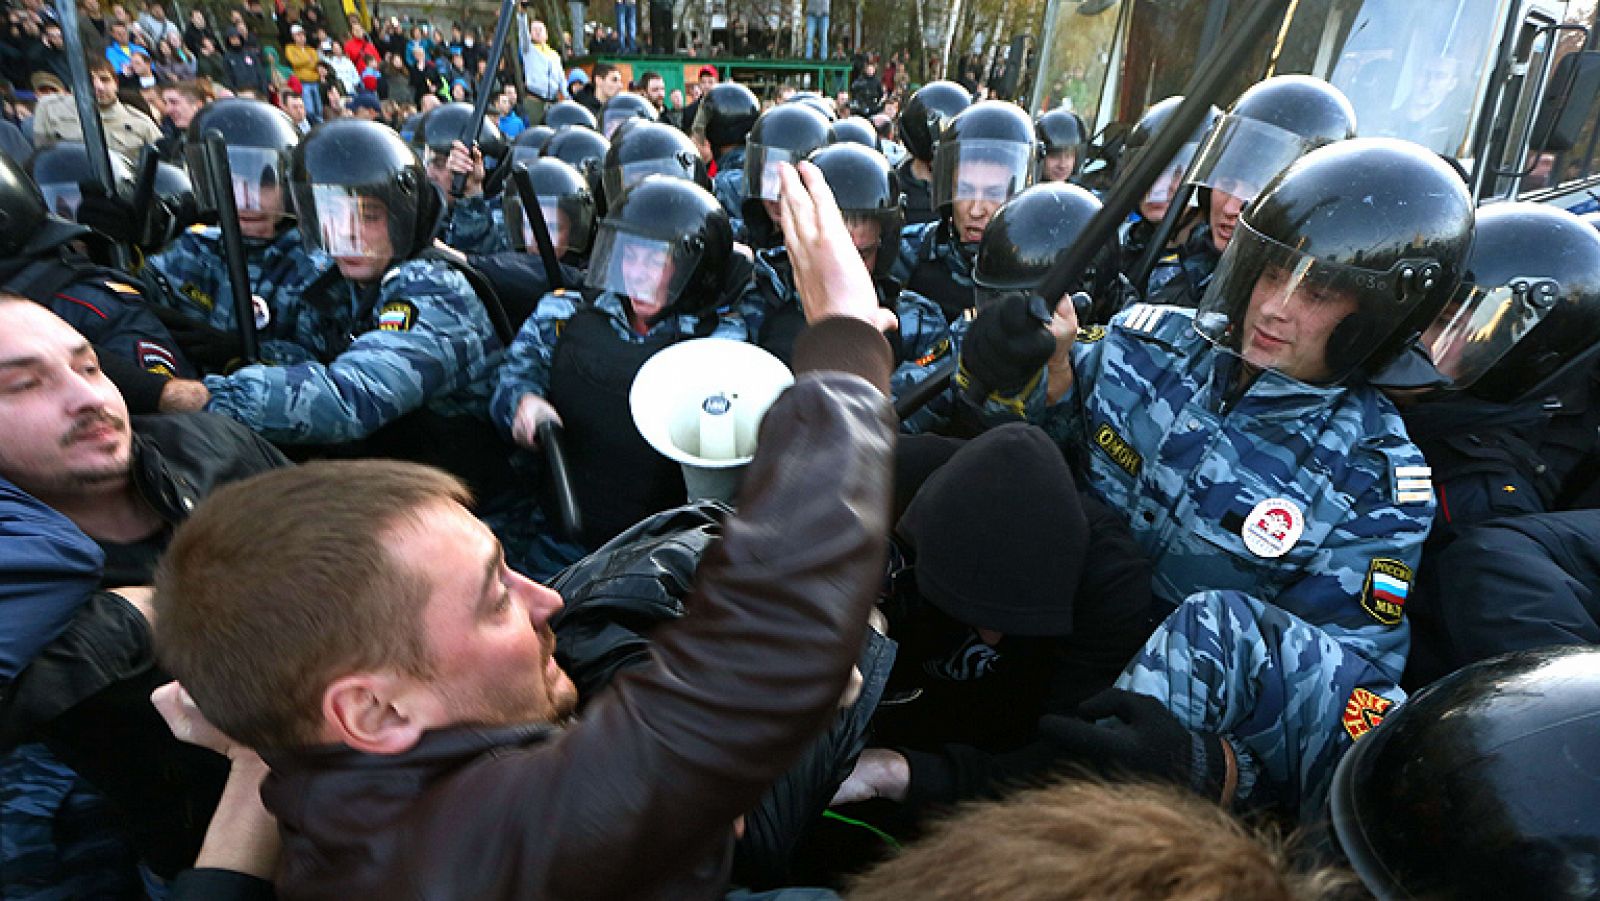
[4,0,1600,898]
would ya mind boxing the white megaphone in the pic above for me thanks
[629,338,794,503]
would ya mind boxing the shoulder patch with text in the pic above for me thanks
[179,282,215,312]
[912,337,952,367]
[1361,558,1412,626]
[1077,324,1107,343]
[1343,687,1393,741]
[1093,422,1143,478]
[376,300,418,332]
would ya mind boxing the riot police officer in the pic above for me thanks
[1153,75,1358,307]
[469,155,594,325]
[896,80,972,226]
[959,138,1474,820]
[1398,202,1600,685]
[892,100,1037,322]
[0,148,191,378]
[492,175,748,579]
[1035,107,1087,183]
[544,99,598,131]
[741,141,950,400]
[1114,96,1218,301]
[542,124,611,215]
[689,81,760,222]
[741,102,832,249]
[828,116,880,152]
[162,119,510,500]
[140,99,332,374]
[414,101,510,255]
[507,125,557,170]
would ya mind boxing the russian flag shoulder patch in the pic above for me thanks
[1361,557,1413,626]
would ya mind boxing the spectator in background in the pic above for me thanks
[183,8,216,55]
[327,41,359,95]
[224,31,270,93]
[408,43,442,101]
[678,64,715,138]
[281,89,310,133]
[29,21,72,87]
[242,0,273,45]
[805,0,829,59]
[570,0,588,54]
[196,34,229,85]
[521,19,564,124]
[138,2,180,48]
[33,57,162,159]
[344,17,381,69]
[383,52,413,107]
[615,0,637,52]
[637,70,664,114]
[494,87,526,138]
[104,20,149,76]
[155,31,197,83]
[284,23,321,120]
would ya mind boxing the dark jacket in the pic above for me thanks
[0,480,103,683]
[258,318,896,900]
[1,412,288,876]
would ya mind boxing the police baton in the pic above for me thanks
[201,130,261,364]
[129,144,161,248]
[452,0,518,199]
[537,420,584,542]
[55,0,130,270]
[926,0,1292,418]
[510,161,566,291]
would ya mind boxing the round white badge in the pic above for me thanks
[1240,497,1304,559]
[252,294,271,331]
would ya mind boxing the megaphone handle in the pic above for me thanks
[538,420,584,542]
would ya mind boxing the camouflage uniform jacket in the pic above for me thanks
[1007,303,1433,817]
[145,225,330,337]
[712,146,746,227]
[441,193,511,256]
[891,219,976,321]
[203,258,503,444]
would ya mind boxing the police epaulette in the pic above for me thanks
[1116,303,1195,342]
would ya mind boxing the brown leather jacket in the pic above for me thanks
[259,319,897,900]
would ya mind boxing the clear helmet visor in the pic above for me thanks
[290,182,413,263]
[744,144,803,202]
[1424,278,1562,388]
[932,139,1035,209]
[509,145,544,170]
[1187,114,1318,206]
[602,109,647,138]
[1140,141,1200,212]
[1194,219,1417,385]
[504,190,592,257]
[584,224,702,322]
[39,182,82,218]
[188,145,289,216]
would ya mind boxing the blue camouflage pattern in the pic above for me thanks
[441,193,511,255]
[739,246,953,401]
[145,226,331,338]
[490,290,748,580]
[203,258,503,444]
[990,303,1432,816]
[890,219,975,295]
[1118,590,1404,818]
[713,146,746,228]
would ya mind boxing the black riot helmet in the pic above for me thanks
[1035,107,1087,181]
[153,161,193,212]
[601,120,708,205]
[600,92,657,138]
[584,175,732,323]
[543,99,598,131]
[975,181,1105,302]
[931,100,1037,214]
[828,116,880,152]
[1331,646,1600,901]
[809,142,902,281]
[509,125,557,169]
[504,157,595,258]
[691,82,759,151]
[1195,137,1474,385]
[899,80,972,163]
[543,125,611,181]
[1124,96,1220,222]
[0,148,92,257]
[786,90,837,122]
[743,103,831,204]
[1424,202,1600,402]
[27,142,135,220]
[290,118,441,267]
[413,101,509,163]
[1188,75,1357,208]
[184,98,300,221]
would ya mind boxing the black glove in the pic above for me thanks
[959,292,1056,396]
[1037,688,1230,800]
[76,180,179,250]
[149,305,247,374]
